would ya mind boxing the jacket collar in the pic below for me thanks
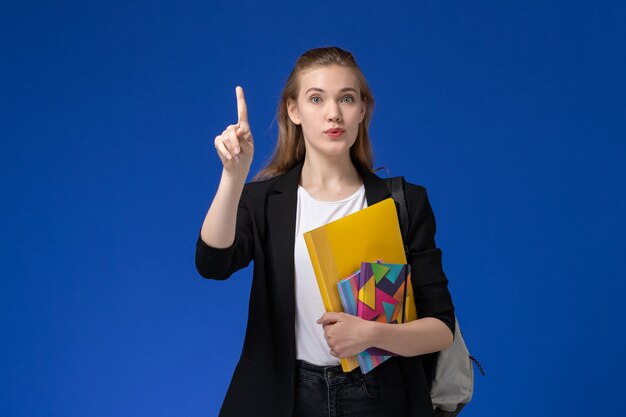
[271,160,392,205]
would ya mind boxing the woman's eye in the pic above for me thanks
[310,95,354,103]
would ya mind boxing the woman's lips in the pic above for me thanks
[325,128,345,138]
[325,131,344,138]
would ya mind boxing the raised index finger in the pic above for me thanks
[236,86,248,125]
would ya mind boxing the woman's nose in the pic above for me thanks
[326,103,341,122]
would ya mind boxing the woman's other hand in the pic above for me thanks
[214,86,254,177]
[317,312,376,358]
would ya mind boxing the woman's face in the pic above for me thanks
[287,64,366,159]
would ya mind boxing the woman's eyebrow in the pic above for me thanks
[304,87,358,95]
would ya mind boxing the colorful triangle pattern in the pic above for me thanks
[371,263,390,283]
[358,274,377,310]
[382,301,395,322]
[337,260,412,374]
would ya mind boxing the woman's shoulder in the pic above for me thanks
[402,180,427,195]
[388,177,434,215]
[399,180,438,228]
[383,174,427,200]
[241,168,293,200]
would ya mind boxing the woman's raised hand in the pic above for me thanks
[200,87,253,250]
[214,86,254,176]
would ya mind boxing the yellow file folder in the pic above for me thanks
[303,198,417,372]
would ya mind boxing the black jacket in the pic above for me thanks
[195,161,455,417]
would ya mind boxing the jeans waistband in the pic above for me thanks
[296,360,370,385]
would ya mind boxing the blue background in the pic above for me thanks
[2,1,625,416]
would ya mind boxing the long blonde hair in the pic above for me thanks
[253,46,376,181]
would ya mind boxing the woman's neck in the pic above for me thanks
[299,153,363,200]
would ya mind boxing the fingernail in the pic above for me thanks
[234,155,240,162]
[234,146,240,154]
[226,153,232,159]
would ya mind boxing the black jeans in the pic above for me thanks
[293,360,381,417]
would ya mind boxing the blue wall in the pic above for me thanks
[2,1,625,416]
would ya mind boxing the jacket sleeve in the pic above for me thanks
[195,185,254,280]
[405,183,456,338]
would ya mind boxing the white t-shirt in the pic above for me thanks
[293,183,368,366]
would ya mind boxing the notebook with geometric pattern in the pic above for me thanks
[337,261,412,373]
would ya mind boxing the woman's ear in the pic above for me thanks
[287,97,301,125]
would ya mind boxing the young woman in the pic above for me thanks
[196,46,455,417]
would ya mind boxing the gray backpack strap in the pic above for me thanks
[384,177,409,256]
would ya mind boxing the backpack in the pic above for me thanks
[384,177,485,416]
